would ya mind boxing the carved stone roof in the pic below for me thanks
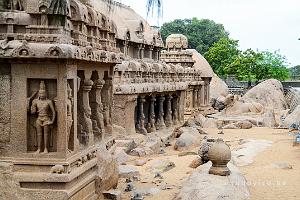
[91,0,164,47]
[166,34,188,49]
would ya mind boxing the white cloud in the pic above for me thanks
[120,0,300,66]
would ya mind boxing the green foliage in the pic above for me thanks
[204,38,240,76]
[290,65,300,80]
[160,18,229,54]
[204,38,290,82]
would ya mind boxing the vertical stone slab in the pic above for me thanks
[0,72,11,143]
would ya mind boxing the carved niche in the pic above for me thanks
[27,79,57,153]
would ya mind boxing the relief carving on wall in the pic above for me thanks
[30,81,56,154]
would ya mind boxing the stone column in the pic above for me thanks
[140,45,145,59]
[136,96,147,134]
[201,85,205,107]
[156,95,165,130]
[78,79,94,146]
[147,96,156,133]
[206,84,210,106]
[204,84,208,106]
[172,95,179,125]
[149,47,153,59]
[193,88,198,108]
[165,94,173,127]
[197,86,201,108]
[90,79,105,141]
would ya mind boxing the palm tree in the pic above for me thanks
[146,0,163,17]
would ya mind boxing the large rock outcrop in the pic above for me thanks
[225,79,287,115]
[284,105,300,127]
[176,162,250,200]
[191,49,229,99]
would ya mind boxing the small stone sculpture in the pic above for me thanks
[208,138,231,176]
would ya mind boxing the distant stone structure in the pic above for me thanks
[0,0,212,199]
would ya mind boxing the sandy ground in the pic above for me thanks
[118,127,300,200]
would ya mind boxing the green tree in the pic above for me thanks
[226,49,290,84]
[259,51,290,81]
[160,18,229,54]
[203,38,240,76]
[226,49,264,85]
[290,65,300,80]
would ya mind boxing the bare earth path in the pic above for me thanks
[119,128,300,200]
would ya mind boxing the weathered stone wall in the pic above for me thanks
[112,94,137,134]
[0,64,11,144]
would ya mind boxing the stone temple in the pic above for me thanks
[0,0,212,199]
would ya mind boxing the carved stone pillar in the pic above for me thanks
[149,47,153,59]
[140,46,144,59]
[78,79,94,146]
[156,95,165,130]
[136,96,147,134]
[90,79,105,141]
[201,85,205,107]
[103,79,113,133]
[206,84,210,106]
[197,86,201,108]
[147,96,156,133]
[165,94,173,127]
[193,88,198,108]
[172,95,179,125]
[204,84,208,106]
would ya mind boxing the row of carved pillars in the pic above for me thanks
[122,41,160,60]
[192,84,209,108]
[136,93,180,134]
[77,70,112,146]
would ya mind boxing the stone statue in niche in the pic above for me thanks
[67,83,73,152]
[30,81,56,154]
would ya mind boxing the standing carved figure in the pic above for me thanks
[31,81,56,154]
[67,83,73,151]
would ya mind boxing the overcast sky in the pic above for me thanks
[118,0,300,67]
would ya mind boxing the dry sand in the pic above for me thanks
[118,128,300,200]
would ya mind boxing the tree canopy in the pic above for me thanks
[160,18,229,54]
[204,38,290,83]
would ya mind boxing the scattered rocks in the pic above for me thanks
[114,147,131,164]
[154,172,163,179]
[189,157,203,168]
[223,121,253,129]
[223,123,239,129]
[103,189,121,200]
[135,159,148,166]
[236,121,253,129]
[125,182,135,192]
[119,165,140,178]
[150,160,176,173]
[202,118,218,128]
[131,192,144,200]
[129,148,147,157]
[174,127,203,151]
